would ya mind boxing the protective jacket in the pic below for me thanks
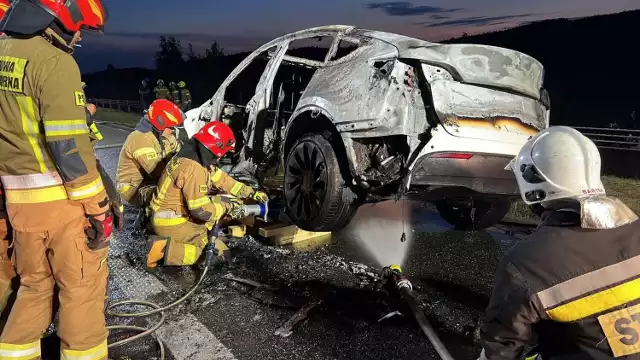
[481,197,640,360]
[150,138,255,225]
[179,88,192,111]
[0,35,108,232]
[116,117,180,206]
[154,86,171,100]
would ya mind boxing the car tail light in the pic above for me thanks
[429,152,474,160]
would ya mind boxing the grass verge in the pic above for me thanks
[506,175,640,221]
[95,108,140,128]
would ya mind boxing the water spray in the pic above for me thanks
[380,265,455,360]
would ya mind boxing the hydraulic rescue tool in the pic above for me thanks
[379,265,455,360]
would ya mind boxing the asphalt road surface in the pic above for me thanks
[78,122,535,360]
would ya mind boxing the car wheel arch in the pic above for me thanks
[284,107,357,186]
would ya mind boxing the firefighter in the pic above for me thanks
[116,99,183,210]
[139,78,152,112]
[169,81,181,108]
[154,79,171,100]
[480,126,640,360]
[178,80,192,111]
[0,0,112,358]
[146,121,269,268]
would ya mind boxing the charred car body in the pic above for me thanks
[184,25,550,231]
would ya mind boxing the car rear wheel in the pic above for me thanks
[284,133,358,232]
[435,197,511,230]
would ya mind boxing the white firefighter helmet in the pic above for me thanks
[508,126,605,205]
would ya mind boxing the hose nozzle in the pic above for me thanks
[381,264,413,292]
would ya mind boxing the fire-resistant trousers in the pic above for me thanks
[152,220,228,266]
[153,220,208,266]
[0,215,109,360]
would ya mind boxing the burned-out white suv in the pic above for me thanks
[184,25,550,231]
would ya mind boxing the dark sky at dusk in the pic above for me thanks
[76,0,639,72]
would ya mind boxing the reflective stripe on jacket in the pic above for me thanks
[481,209,640,360]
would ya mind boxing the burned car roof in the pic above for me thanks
[260,25,544,100]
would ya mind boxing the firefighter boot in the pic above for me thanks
[146,236,168,268]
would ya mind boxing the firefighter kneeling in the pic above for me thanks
[146,121,268,268]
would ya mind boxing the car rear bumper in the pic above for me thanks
[409,152,519,196]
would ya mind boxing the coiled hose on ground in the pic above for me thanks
[105,241,216,360]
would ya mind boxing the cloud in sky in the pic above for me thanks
[366,1,463,16]
[424,13,538,27]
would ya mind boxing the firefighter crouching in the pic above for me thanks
[0,0,112,358]
[146,121,269,268]
[116,99,182,220]
[480,126,640,360]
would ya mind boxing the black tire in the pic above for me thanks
[435,198,511,230]
[284,133,358,232]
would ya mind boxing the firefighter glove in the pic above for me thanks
[227,201,246,220]
[252,191,269,204]
[85,213,114,250]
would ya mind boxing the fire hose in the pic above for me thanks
[105,203,268,359]
[380,265,455,360]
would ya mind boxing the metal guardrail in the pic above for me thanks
[573,126,640,152]
[90,98,640,151]
[91,98,142,113]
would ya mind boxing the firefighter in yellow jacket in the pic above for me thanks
[0,0,112,358]
[116,99,183,208]
[178,81,192,111]
[147,121,268,268]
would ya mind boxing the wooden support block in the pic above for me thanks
[259,223,331,246]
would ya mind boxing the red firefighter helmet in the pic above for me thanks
[148,99,185,131]
[0,0,9,35]
[34,0,107,33]
[193,121,236,158]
